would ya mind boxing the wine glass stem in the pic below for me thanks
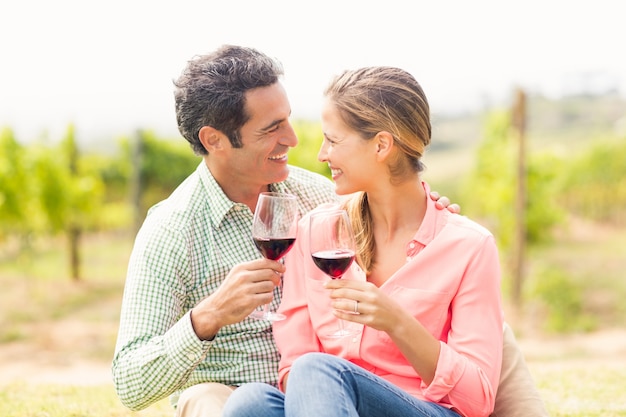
[261,303,270,316]
[335,275,348,335]
[337,318,347,334]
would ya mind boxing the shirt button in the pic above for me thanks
[187,353,197,361]
[409,242,416,249]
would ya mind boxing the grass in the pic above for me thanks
[0,383,172,417]
[1,363,625,417]
[533,362,626,416]
[0,232,131,349]
[1,228,626,416]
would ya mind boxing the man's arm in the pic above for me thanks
[112,226,205,410]
[112,224,285,410]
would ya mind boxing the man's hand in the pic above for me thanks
[430,191,460,214]
[190,259,284,340]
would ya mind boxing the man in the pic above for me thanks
[112,45,545,417]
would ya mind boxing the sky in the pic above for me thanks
[1,0,625,144]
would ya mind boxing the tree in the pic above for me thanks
[33,124,105,280]
[461,110,565,308]
[0,128,40,248]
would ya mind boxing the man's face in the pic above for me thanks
[224,82,298,188]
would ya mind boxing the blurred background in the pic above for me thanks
[1,0,625,416]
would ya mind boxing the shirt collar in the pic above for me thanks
[411,181,449,247]
[197,162,243,229]
[197,162,291,228]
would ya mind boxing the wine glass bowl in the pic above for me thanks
[250,192,298,321]
[311,249,355,279]
[253,237,296,261]
[309,209,359,338]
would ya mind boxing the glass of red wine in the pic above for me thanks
[309,208,359,338]
[250,192,298,321]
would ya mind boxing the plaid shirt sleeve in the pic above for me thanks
[112,210,213,411]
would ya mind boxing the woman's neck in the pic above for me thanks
[367,179,427,241]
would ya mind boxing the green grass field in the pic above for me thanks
[0,383,171,417]
[1,359,625,416]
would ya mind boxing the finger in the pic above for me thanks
[269,271,282,286]
[324,286,363,302]
[448,203,461,214]
[251,269,282,286]
[248,275,278,294]
[323,279,360,289]
[248,258,286,273]
[331,299,361,314]
[436,196,451,208]
[332,308,367,325]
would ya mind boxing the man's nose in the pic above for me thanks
[280,124,299,147]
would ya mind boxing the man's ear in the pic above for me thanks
[374,131,394,161]
[199,126,223,153]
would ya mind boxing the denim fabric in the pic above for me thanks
[223,353,460,417]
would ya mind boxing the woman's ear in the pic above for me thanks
[374,131,394,161]
[199,126,223,153]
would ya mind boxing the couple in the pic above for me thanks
[112,45,547,417]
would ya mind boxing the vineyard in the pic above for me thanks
[1,91,626,416]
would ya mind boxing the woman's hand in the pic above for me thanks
[324,278,441,384]
[323,279,405,333]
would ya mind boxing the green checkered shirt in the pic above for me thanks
[112,162,337,410]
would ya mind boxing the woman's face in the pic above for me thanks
[318,100,380,195]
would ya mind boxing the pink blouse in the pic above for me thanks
[274,183,504,417]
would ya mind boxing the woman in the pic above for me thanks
[223,66,503,417]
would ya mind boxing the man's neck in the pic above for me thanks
[205,159,269,212]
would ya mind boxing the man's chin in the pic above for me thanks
[268,168,290,184]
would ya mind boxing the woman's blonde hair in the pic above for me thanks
[323,66,431,274]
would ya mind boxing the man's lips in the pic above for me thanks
[269,153,287,161]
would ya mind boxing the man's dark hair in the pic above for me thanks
[173,45,284,154]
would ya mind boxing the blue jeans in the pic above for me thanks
[223,352,460,417]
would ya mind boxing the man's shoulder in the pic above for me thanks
[145,170,206,228]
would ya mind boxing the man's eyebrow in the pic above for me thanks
[259,118,284,133]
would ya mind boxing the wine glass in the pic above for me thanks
[309,209,360,338]
[250,192,299,321]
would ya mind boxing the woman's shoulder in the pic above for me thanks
[444,211,494,239]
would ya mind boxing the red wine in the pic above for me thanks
[253,237,296,260]
[311,250,355,279]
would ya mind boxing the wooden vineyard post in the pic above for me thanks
[511,88,527,311]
